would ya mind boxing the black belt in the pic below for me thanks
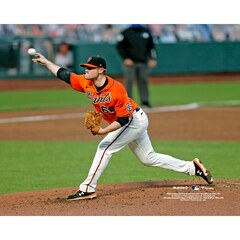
[135,106,141,112]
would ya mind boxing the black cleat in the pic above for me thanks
[193,158,214,184]
[67,190,97,200]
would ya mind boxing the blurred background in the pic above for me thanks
[1,24,240,78]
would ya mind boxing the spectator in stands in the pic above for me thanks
[54,42,73,69]
[159,25,177,43]
[211,25,228,42]
[227,24,240,41]
[116,24,157,109]
[176,25,194,42]
[197,24,212,42]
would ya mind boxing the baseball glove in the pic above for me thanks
[84,110,102,135]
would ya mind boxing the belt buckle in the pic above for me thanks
[135,106,140,112]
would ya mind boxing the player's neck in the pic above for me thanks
[93,75,106,87]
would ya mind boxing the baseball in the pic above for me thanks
[27,48,36,55]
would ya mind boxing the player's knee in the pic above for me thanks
[98,141,110,150]
[140,151,157,166]
[97,141,115,158]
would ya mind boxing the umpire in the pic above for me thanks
[116,24,157,108]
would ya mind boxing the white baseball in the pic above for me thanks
[27,48,36,55]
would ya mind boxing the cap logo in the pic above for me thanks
[80,56,106,69]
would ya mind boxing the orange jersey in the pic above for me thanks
[70,73,138,124]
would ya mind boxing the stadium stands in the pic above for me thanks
[1,24,240,43]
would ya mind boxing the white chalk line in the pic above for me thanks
[0,103,200,124]
[143,103,200,113]
[0,113,85,124]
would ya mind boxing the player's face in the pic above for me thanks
[84,67,100,80]
[85,67,105,80]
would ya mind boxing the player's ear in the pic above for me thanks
[99,68,106,74]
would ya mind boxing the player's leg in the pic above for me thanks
[128,131,195,175]
[79,114,147,193]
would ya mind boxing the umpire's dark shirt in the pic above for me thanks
[116,26,157,63]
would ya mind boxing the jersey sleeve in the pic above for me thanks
[113,82,135,117]
[69,73,85,92]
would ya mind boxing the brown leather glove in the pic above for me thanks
[84,110,103,135]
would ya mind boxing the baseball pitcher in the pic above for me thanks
[32,53,213,200]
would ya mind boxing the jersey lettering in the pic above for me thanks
[86,91,112,104]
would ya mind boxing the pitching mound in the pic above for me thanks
[1,179,239,216]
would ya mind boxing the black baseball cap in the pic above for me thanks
[80,56,107,69]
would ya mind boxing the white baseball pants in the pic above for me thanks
[80,108,195,193]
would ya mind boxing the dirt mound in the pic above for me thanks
[1,179,239,216]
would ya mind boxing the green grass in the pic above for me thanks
[0,81,239,111]
[0,89,89,111]
[0,140,239,194]
[149,81,240,106]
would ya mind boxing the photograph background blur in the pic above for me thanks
[1,24,240,78]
